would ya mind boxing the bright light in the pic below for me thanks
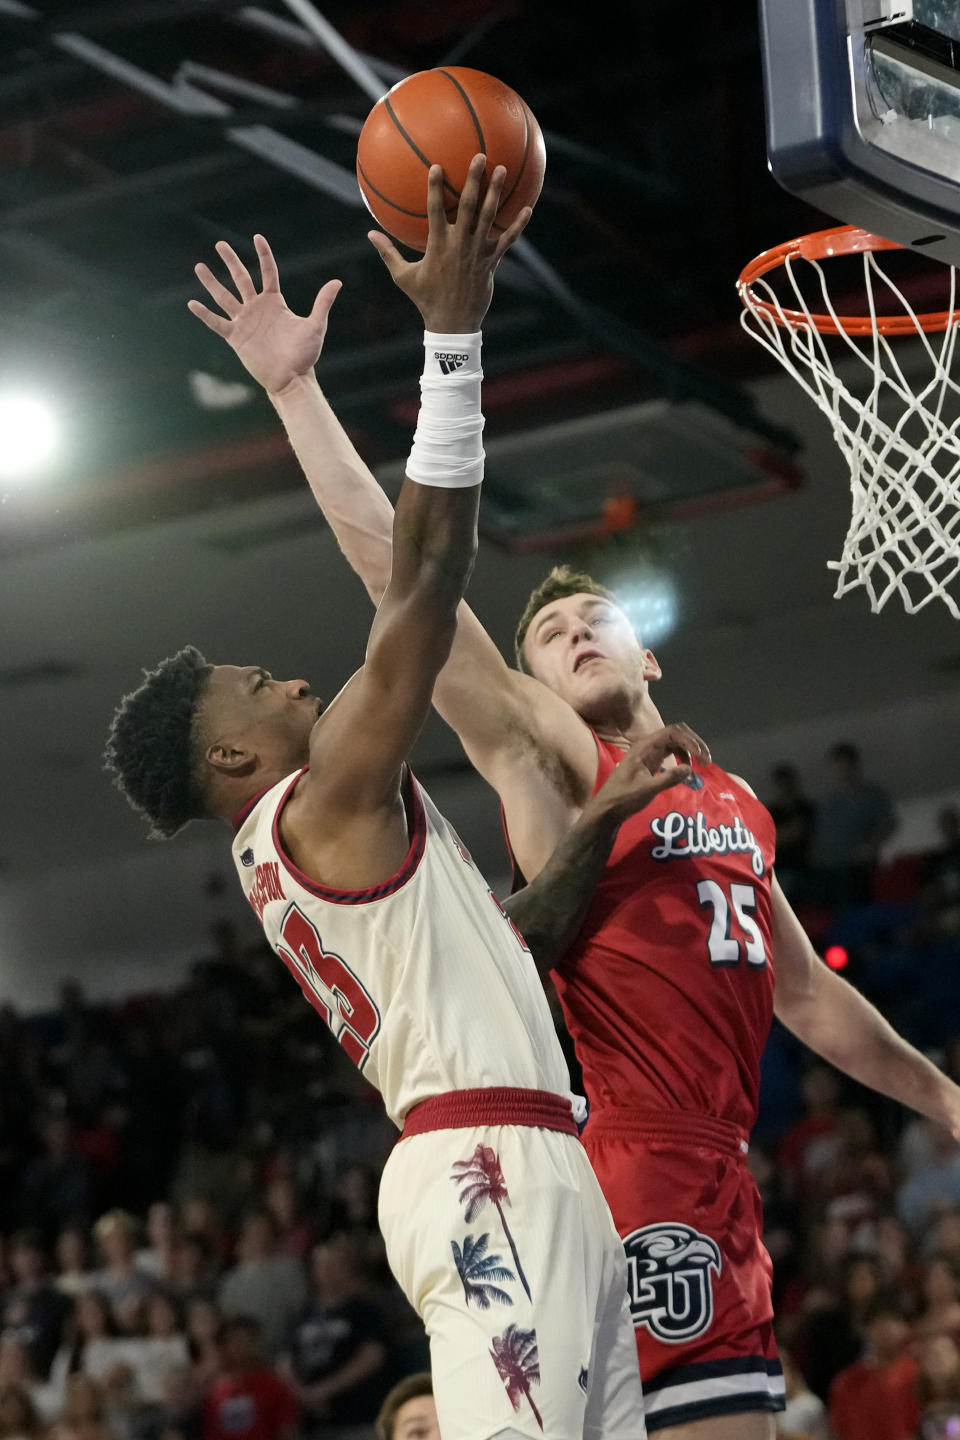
[0,393,60,479]
[825,945,849,971]
[613,571,679,646]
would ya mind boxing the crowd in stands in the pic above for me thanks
[0,739,957,1440]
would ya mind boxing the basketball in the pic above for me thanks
[356,68,546,251]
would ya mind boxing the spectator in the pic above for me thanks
[779,1064,845,1200]
[131,1363,199,1440]
[813,741,897,905]
[0,1334,62,1428]
[927,1210,960,1266]
[897,1123,960,1235]
[776,1346,827,1438]
[794,1252,883,1401]
[48,1291,126,1400]
[167,1239,215,1310]
[54,1232,91,1303]
[53,1375,116,1440]
[916,1257,960,1341]
[183,1305,220,1395]
[125,1297,189,1407]
[0,1382,46,1440]
[925,806,960,936]
[325,1168,378,1243]
[873,1214,917,1307]
[20,1119,92,1241]
[88,1218,154,1326]
[263,1180,312,1265]
[917,1333,960,1439]
[134,1209,177,1289]
[201,1320,295,1440]
[3,1232,68,1380]
[375,1373,436,1440]
[217,1214,305,1363]
[768,764,817,902]
[282,1234,389,1430]
[828,1297,920,1440]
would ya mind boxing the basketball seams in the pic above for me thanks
[435,68,487,155]
[384,96,461,203]
[496,100,531,216]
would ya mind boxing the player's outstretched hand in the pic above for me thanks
[367,153,532,333]
[589,723,712,828]
[188,234,342,399]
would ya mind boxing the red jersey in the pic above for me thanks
[203,1370,297,1440]
[543,739,777,1133]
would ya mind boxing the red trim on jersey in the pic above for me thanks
[271,767,427,905]
[232,786,273,832]
[400,1087,578,1138]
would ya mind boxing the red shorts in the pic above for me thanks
[583,1108,785,1433]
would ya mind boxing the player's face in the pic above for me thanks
[522,592,660,719]
[393,1396,441,1440]
[204,664,323,775]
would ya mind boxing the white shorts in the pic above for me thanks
[379,1119,646,1440]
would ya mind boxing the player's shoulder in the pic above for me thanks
[725,771,758,800]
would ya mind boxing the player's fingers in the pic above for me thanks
[194,262,240,317]
[309,278,342,325]
[667,721,711,766]
[186,299,232,338]
[215,241,257,299]
[367,229,407,282]
[491,205,533,264]
[253,234,280,292]
[425,164,449,237]
[651,764,693,794]
[476,164,506,236]
[454,153,487,230]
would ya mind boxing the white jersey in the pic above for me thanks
[231,768,573,1128]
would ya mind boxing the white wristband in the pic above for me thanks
[406,331,484,488]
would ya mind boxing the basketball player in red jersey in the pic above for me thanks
[189,231,960,1440]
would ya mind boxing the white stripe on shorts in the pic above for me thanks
[643,1366,786,1419]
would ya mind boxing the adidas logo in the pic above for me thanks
[434,351,468,375]
[240,847,255,867]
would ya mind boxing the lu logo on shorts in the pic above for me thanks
[623,1222,721,1344]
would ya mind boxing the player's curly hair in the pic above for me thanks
[104,645,214,840]
[514,564,619,672]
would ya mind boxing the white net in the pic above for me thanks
[739,245,960,617]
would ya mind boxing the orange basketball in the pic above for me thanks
[356,68,545,251]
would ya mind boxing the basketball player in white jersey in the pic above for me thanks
[105,158,697,1440]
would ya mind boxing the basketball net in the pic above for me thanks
[738,225,960,618]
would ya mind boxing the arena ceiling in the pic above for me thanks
[2,0,960,897]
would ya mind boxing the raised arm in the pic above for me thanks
[188,221,595,806]
[234,160,530,888]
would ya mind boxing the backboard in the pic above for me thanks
[760,0,960,263]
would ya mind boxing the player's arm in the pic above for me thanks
[504,725,710,977]
[188,228,597,810]
[770,874,960,1139]
[281,161,530,876]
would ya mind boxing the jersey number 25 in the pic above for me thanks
[696,880,768,968]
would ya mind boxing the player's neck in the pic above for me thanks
[593,694,665,750]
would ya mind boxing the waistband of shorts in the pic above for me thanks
[585,1107,749,1156]
[400,1087,578,1139]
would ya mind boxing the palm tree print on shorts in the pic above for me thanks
[489,1323,543,1431]
[451,1232,515,1309]
[451,1143,531,1300]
